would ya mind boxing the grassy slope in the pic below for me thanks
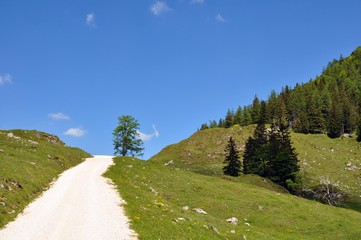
[150,126,361,209]
[0,129,91,228]
[106,156,361,239]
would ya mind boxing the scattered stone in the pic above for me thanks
[209,225,220,234]
[243,234,247,240]
[150,187,158,195]
[226,217,238,225]
[7,133,20,139]
[127,165,133,168]
[0,202,5,206]
[230,230,236,234]
[28,140,39,145]
[244,218,251,227]
[341,133,352,139]
[345,162,359,171]
[258,205,263,211]
[177,217,186,221]
[203,225,209,229]
[30,162,36,165]
[164,160,173,166]
[183,206,189,211]
[0,149,4,153]
[193,208,207,215]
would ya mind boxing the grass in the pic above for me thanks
[0,129,91,228]
[106,156,361,239]
[150,126,361,210]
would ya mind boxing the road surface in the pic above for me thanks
[0,156,137,240]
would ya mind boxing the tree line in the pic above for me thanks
[201,47,361,141]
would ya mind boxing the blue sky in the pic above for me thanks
[1,1,361,159]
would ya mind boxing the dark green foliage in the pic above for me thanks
[357,124,361,142]
[327,101,343,138]
[113,115,144,157]
[243,121,299,190]
[225,109,234,128]
[251,95,261,123]
[223,137,242,177]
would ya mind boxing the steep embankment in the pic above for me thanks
[107,156,361,239]
[0,130,91,228]
[150,126,361,210]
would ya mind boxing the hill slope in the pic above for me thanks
[0,129,91,228]
[150,126,361,210]
[106,156,361,239]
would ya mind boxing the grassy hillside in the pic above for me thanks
[0,129,91,228]
[150,126,361,210]
[106,156,361,239]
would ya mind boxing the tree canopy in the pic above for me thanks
[200,46,361,141]
[113,115,144,157]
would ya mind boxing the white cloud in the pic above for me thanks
[0,73,12,86]
[137,125,160,142]
[190,0,204,4]
[216,13,226,23]
[86,13,96,27]
[150,1,172,16]
[48,113,70,121]
[64,128,86,137]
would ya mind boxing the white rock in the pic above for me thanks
[164,160,173,166]
[150,187,158,195]
[226,217,238,225]
[183,206,189,211]
[193,208,207,215]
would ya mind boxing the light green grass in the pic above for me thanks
[106,156,361,239]
[0,129,90,228]
[150,126,361,210]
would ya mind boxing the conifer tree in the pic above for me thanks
[225,109,234,128]
[357,124,361,142]
[251,95,261,123]
[327,100,343,138]
[268,123,299,189]
[223,137,241,177]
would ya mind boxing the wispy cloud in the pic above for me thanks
[150,1,172,16]
[190,0,204,4]
[216,13,226,23]
[48,113,70,121]
[86,13,96,27]
[0,73,12,86]
[137,125,160,141]
[64,128,86,137]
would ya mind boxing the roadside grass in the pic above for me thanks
[0,129,90,228]
[106,156,361,239]
[150,126,361,210]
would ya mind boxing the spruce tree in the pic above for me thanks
[223,137,241,177]
[268,123,299,189]
[327,100,343,138]
[251,95,261,123]
[357,124,361,142]
[225,109,234,128]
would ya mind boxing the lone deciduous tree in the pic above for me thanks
[223,137,241,177]
[113,115,144,157]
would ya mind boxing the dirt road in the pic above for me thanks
[0,156,137,240]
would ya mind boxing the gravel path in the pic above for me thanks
[0,156,137,240]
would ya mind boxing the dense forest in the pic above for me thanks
[201,46,361,141]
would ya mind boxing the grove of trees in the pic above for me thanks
[201,47,361,141]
